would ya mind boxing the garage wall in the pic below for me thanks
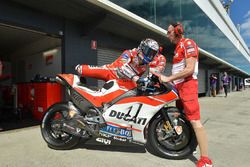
[0,61,12,85]
[9,35,61,83]
[226,73,233,92]
[198,66,206,94]
[25,47,61,82]
[97,48,122,87]
[12,47,61,83]
[97,48,122,66]
[62,20,97,76]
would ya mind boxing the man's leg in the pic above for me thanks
[212,85,216,97]
[181,94,209,157]
[191,120,208,157]
[209,87,212,97]
[80,65,115,81]
[179,80,212,166]
[213,86,217,96]
[223,85,228,97]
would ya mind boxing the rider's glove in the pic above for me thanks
[75,64,82,75]
[136,77,150,87]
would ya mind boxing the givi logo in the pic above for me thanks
[96,138,111,145]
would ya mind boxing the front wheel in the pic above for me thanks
[146,115,197,159]
[41,102,81,150]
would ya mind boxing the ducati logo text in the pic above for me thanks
[109,110,147,125]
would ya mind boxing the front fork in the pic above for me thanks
[160,107,182,136]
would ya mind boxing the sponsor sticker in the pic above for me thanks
[186,45,194,49]
[120,59,128,63]
[100,124,132,138]
[187,48,195,53]
[174,126,183,135]
[113,136,127,142]
[121,54,130,62]
[96,138,112,145]
[99,132,127,142]
[122,53,129,59]
[38,107,43,112]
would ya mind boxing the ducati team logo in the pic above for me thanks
[109,110,147,125]
[121,53,130,63]
[174,53,179,58]
[108,104,147,125]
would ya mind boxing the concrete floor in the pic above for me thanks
[0,88,250,167]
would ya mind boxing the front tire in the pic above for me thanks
[146,115,197,159]
[41,102,81,150]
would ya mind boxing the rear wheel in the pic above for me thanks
[41,103,81,150]
[146,115,197,159]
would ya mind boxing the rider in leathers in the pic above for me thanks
[75,39,165,88]
[149,46,166,73]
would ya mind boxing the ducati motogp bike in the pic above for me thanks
[41,74,197,159]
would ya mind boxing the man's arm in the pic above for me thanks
[159,57,196,83]
[149,55,166,73]
[116,50,140,82]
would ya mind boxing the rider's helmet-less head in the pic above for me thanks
[138,38,159,64]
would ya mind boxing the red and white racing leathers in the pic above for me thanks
[150,53,166,73]
[79,48,166,89]
[172,38,200,120]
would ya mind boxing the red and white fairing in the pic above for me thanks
[58,74,178,143]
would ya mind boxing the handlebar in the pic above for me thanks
[136,74,177,95]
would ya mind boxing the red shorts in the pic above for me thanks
[175,79,200,121]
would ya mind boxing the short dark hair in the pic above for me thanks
[169,22,180,28]
[169,22,184,36]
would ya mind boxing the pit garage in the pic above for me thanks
[0,24,62,131]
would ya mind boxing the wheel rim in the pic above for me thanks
[155,118,191,151]
[43,109,73,143]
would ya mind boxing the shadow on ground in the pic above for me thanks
[0,107,40,132]
[76,138,147,153]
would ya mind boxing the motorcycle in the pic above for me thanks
[41,74,197,159]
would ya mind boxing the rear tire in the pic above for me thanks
[146,115,197,159]
[41,102,81,150]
